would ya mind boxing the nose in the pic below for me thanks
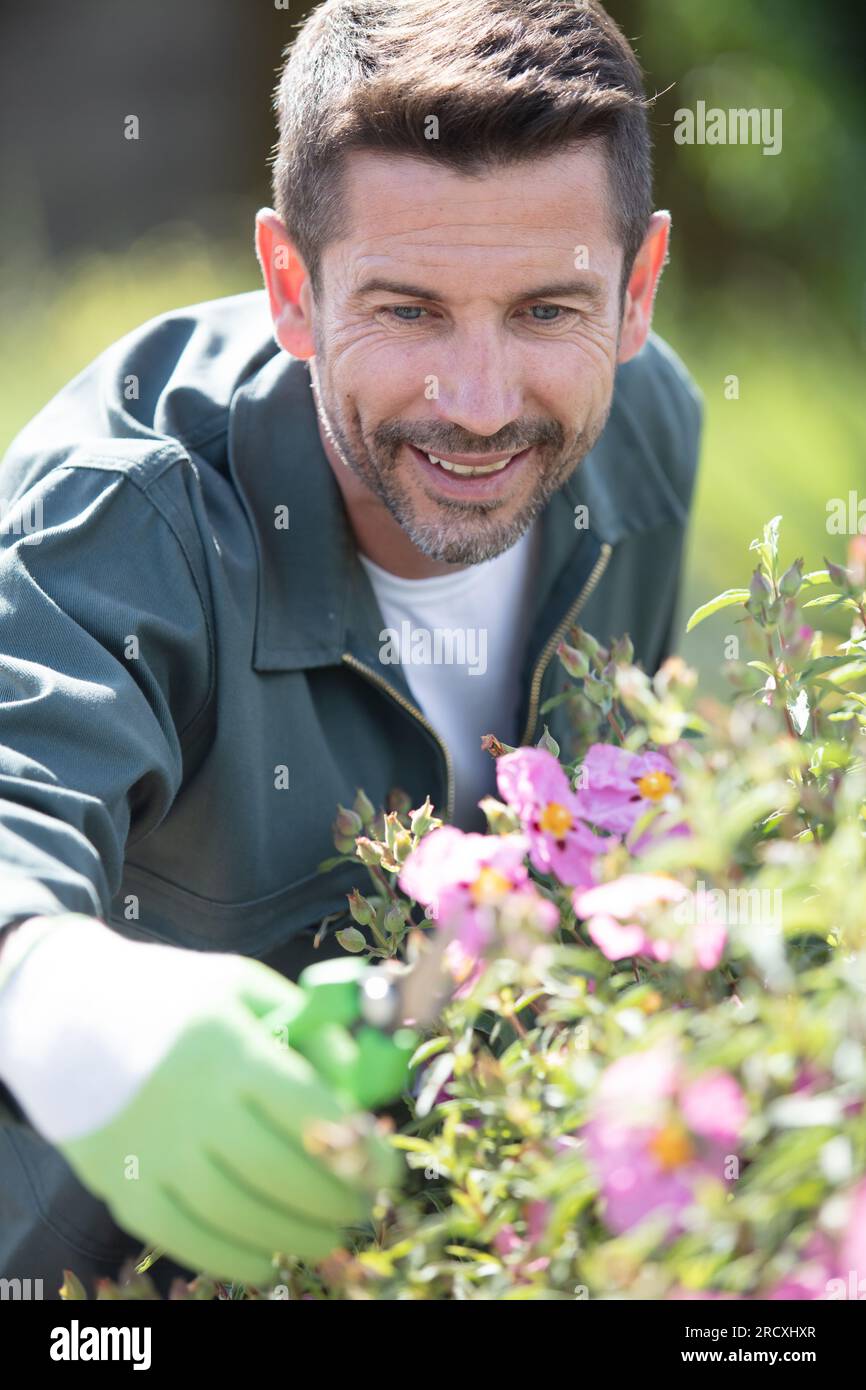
[431,329,523,442]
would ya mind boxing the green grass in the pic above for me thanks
[656,294,865,689]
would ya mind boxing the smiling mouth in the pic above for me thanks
[409,446,530,478]
[425,452,514,476]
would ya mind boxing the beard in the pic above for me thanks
[308,355,612,566]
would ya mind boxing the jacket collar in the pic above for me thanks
[227,348,688,676]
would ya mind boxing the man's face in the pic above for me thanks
[296,144,631,565]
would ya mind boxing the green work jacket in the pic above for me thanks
[0,289,702,1293]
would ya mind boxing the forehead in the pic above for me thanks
[325,143,620,288]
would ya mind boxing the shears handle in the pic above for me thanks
[264,957,419,1111]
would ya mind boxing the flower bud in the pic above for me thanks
[355,835,385,867]
[333,804,363,852]
[750,568,772,601]
[384,905,405,940]
[653,655,697,700]
[481,733,516,757]
[478,796,521,834]
[557,640,590,679]
[582,671,611,709]
[536,724,560,757]
[570,624,606,668]
[746,568,772,622]
[825,555,853,588]
[779,557,804,597]
[352,786,376,827]
[609,633,634,666]
[387,786,412,816]
[336,926,367,954]
[383,811,402,854]
[409,795,441,838]
[614,666,657,720]
[347,888,375,928]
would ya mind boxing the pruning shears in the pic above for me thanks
[265,926,455,1112]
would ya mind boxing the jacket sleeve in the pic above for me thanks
[0,456,215,945]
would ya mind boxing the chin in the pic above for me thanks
[405,510,534,566]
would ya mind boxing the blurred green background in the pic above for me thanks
[0,0,863,690]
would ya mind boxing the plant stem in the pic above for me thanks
[607,710,626,743]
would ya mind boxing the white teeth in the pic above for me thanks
[426,453,513,476]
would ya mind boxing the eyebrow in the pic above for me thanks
[352,275,607,308]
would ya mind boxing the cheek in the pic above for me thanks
[530,340,615,426]
[325,324,426,405]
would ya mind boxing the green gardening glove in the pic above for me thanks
[0,919,416,1289]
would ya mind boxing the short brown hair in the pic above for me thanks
[271,0,653,299]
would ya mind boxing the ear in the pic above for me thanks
[617,211,671,364]
[254,208,316,359]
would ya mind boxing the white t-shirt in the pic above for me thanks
[358,521,541,831]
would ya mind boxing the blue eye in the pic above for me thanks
[383,302,575,325]
[529,304,569,322]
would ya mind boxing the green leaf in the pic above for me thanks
[415,1051,454,1118]
[390,1135,436,1153]
[409,1035,452,1069]
[800,655,862,678]
[801,593,846,610]
[685,589,750,633]
[539,692,570,716]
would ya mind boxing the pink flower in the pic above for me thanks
[573,873,727,972]
[680,1071,749,1143]
[398,825,556,988]
[496,747,614,888]
[492,1200,552,1280]
[767,1180,866,1300]
[398,825,529,956]
[493,1225,521,1257]
[525,1199,550,1245]
[583,1044,747,1238]
[574,744,687,851]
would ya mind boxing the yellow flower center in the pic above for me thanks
[539,801,573,837]
[640,990,663,1015]
[648,1123,695,1171]
[635,769,674,802]
[469,866,512,904]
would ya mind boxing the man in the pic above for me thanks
[0,0,702,1296]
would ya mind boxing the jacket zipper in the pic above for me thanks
[518,540,613,747]
[341,651,456,822]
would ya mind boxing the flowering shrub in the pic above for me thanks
[79,518,866,1301]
